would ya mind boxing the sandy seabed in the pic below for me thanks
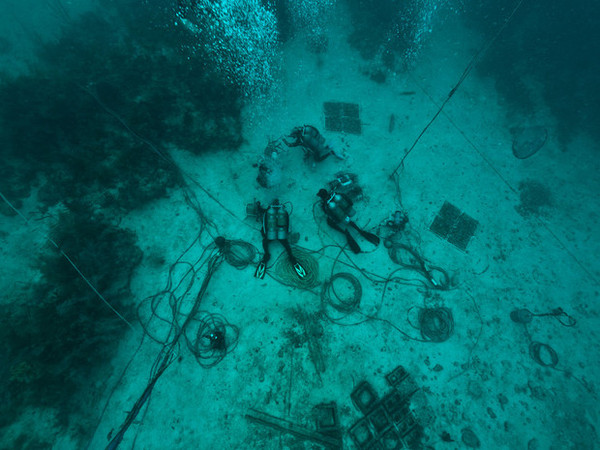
[1,2,599,449]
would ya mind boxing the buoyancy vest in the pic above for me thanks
[325,192,354,223]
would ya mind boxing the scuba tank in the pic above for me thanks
[263,201,291,240]
[276,207,289,239]
[327,192,355,222]
[265,205,278,240]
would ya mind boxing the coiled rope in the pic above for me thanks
[417,307,454,343]
[321,272,363,321]
[272,247,320,289]
[187,312,240,368]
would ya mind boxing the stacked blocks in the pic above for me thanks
[348,366,423,449]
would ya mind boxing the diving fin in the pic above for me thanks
[360,230,380,246]
[255,261,266,279]
[293,262,307,279]
[344,230,362,254]
[351,222,380,246]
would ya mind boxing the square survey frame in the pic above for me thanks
[348,417,374,449]
[396,412,418,438]
[368,405,391,434]
[351,381,379,415]
[324,101,362,134]
[386,365,409,388]
[381,391,410,424]
[314,402,340,433]
[380,427,405,450]
[430,201,478,251]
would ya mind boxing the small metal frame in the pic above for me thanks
[351,381,379,415]
[348,417,374,449]
[313,402,340,434]
[396,412,418,438]
[385,365,409,388]
[381,390,409,424]
[368,405,391,434]
[380,427,405,450]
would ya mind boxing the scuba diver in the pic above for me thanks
[252,199,306,280]
[284,125,347,162]
[317,188,380,253]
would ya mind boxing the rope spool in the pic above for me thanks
[322,272,362,313]
[215,236,258,269]
[190,312,239,368]
[273,247,320,288]
[529,341,559,368]
[418,307,454,342]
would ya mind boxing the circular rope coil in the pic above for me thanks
[529,341,559,368]
[215,237,258,269]
[419,307,454,342]
[273,247,320,288]
[189,313,239,368]
[322,272,362,313]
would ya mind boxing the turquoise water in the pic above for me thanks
[0,1,598,448]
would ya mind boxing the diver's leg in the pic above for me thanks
[326,217,361,253]
[326,217,345,233]
[314,150,331,162]
[280,239,296,263]
[344,230,362,253]
[255,237,270,279]
[261,236,271,263]
[280,239,306,279]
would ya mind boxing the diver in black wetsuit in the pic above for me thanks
[254,199,306,280]
[284,125,347,162]
[317,188,380,253]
